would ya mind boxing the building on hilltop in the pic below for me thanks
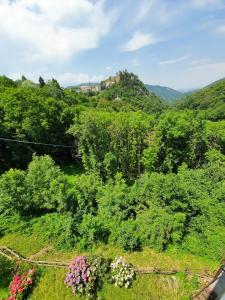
[79,84,100,93]
[101,73,121,89]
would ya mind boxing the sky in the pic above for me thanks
[0,0,225,90]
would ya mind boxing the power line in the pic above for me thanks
[0,137,74,148]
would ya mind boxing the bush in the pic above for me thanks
[0,257,14,288]
[0,155,68,216]
[67,174,101,219]
[30,213,76,249]
[0,169,27,215]
[65,256,100,298]
[8,269,35,300]
[111,256,136,288]
[0,212,27,236]
[110,220,141,252]
[77,214,109,250]
[25,155,68,213]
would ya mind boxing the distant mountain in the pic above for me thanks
[178,77,225,120]
[66,82,99,89]
[145,84,183,102]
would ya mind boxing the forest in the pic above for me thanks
[0,71,225,299]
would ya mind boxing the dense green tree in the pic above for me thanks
[67,173,101,219]
[77,214,109,250]
[0,75,16,93]
[25,155,68,213]
[69,110,154,180]
[0,86,73,168]
[142,110,206,173]
[39,76,45,88]
[43,78,64,99]
[0,169,27,214]
[205,120,225,153]
[0,155,68,215]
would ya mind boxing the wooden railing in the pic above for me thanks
[0,246,214,278]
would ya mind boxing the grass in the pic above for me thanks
[0,234,217,272]
[30,269,199,300]
[0,287,9,299]
[0,233,220,300]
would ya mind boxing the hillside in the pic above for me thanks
[98,71,167,113]
[178,77,225,120]
[145,84,183,102]
[0,72,225,300]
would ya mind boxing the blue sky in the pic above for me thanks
[0,0,225,89]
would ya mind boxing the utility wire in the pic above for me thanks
[0,137,74,148]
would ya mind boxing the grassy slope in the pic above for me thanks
[0,233,219,300]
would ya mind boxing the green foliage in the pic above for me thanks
[0,257,14,288]
[142,110,206,172]
[77,214,109,250]
[0,85,73,169]
[0,75,16,91]
[39,76,45,88]
[205,120,225,153]
[97,173,134,223]
[70,110,154,180]
[178,78,225,120]
[145,84,183,102]
[137,208,184,251]
[0,169,27,214]
[30,213,76,249]
[67,173,101,218]
[0,155,68,215]
[0,72,225,262]
[101,71,149,99]
[99,71,167,113]
[25,155,67,213]
[110,220,141,252]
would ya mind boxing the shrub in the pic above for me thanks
[0,169,27,215]
[65,256,96,298]
[111,257,136,288]
[110,220,141,252]
[8,269,35,300]
[67,174,101,219]
[77,214,109,250]
[30,213,76,249]
[25,155,68,213]
[0,155,68,216]
[0,257,14,289]
[0,212,27,236]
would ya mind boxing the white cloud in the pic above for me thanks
[215,24,225,34]
[189,58,210,65]
[160,53,191,66]
[56,72,103,86]
[122,32,157,52]
[9,71,104,86]
[0,0,115,63]
[106,66,112,71]
[136,0,155,23]
[189,61,225,72]
[185,61,225,87]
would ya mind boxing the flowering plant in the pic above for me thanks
[65,256,94,297]
[65,255,111,298]
[8,269,35,300]
[111,256,135,288]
